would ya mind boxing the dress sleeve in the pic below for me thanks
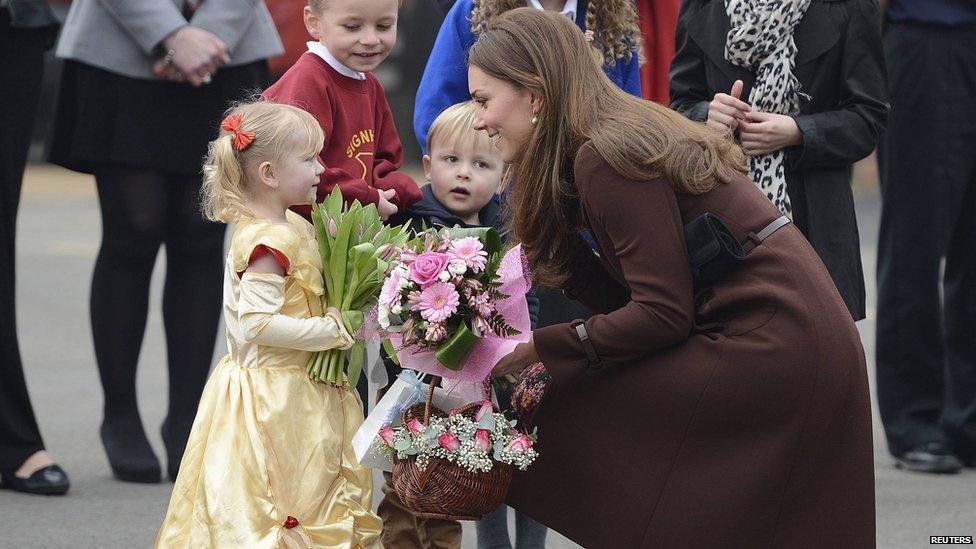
[533,145,695,387]
[232,221,302,278]
[189,0,264,52]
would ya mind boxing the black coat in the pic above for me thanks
[669,0,888,320]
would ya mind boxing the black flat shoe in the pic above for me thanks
[0,465,70,495]
[101,418,161,484]
[894,442,963,474]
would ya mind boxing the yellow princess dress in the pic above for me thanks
[155,211,382,548]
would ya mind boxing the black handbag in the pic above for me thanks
[683,213,746,292]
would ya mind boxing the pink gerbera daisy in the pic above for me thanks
[417,282,460,323]
[449,237,488,273]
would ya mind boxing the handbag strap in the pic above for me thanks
[742,215,791,253]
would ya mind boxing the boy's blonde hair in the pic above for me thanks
[426,101,499,158]
[201,100,325,223]
[308,0,402,13]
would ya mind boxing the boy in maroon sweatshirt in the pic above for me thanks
[263,0,421,220]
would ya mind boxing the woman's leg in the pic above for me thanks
[91,167,168,482]
[514,509,548,549]
[159,175,225,479]
[475,505,513,549]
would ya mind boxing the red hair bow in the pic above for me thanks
[221,113,256,151]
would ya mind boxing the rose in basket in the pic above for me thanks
[373,400,538,474]
[380,227,533,383]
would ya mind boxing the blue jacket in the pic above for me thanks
[413,0,642,154]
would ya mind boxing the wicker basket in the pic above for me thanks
[392,378,514,521]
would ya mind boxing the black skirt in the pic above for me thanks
[48,59,270,177]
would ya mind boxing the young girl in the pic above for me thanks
[414,0,643,155]
[154,101,382,548]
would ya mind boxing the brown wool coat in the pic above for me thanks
[508,143,876,548]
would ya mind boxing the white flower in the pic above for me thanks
[448,259,468,275]
[391,304,402,315]
[397,277,410,289]
[437,270,451,282]
[377,303,391,329]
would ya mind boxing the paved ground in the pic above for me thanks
[1,163,973,548]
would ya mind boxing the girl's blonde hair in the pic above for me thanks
[468,9,746,287]
[469,0,642,67]
[427,101,499,158]
[201,100,325,223]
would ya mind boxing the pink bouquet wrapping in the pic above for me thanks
[382,229,532,383]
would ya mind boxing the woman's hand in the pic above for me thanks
[156,26,230,87]
[492,336,540,378]
[706,79,751,133]
[738,111,803,156]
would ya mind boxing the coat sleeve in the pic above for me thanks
[413,0,475,155]
[668,0,711,122]
[190,0,262,52]
[372,87,423,210]
[96,0,186,55]
[786,0,888,170]
[533,145,695,387]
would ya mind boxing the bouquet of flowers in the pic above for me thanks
[380,228,532,381]
[373,400,538,474]
[306,187,411,386]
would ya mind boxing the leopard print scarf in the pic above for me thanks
[724,0,811,216]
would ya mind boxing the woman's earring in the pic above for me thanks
[531,114,538,126]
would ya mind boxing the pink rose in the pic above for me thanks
[474,400,493,422]
[379,425,396,446]
[405,418,424,435]
[438,432,461,452]
[409,252,451,288]
[507,434,534,452]
[474,429,491,452]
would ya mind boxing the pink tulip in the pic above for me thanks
[327,217,337,237]
[405,418,424,435]
[507,434,534,452]
[379,426,396,446]
[438,432,461,452]
[474,429,491,452]
[475,400,493,422]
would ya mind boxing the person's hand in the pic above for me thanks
[377,189,398,221]
[492,336,540,378]
[706,79,751,133]
[157,26,230,87]
[738,111,803,156]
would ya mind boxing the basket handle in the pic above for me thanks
[423,375,439,424]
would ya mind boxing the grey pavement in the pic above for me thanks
[1,163,973,548]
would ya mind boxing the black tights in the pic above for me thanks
[92,167,224,465]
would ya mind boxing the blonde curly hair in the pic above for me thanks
[469,0,642,67]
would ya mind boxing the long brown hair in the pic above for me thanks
[469,0,642,67]
[468,8,746,287]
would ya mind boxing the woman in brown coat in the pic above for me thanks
[468,9,875,548]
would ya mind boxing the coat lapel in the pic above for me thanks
[685,0,843,81]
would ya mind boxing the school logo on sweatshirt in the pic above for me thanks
[346,129,375,179]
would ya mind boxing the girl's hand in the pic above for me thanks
[377,189,398,221]
[738,111,803,156]
[707,79,751,133]
[492,336,540,378]
[159,26,230,87]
